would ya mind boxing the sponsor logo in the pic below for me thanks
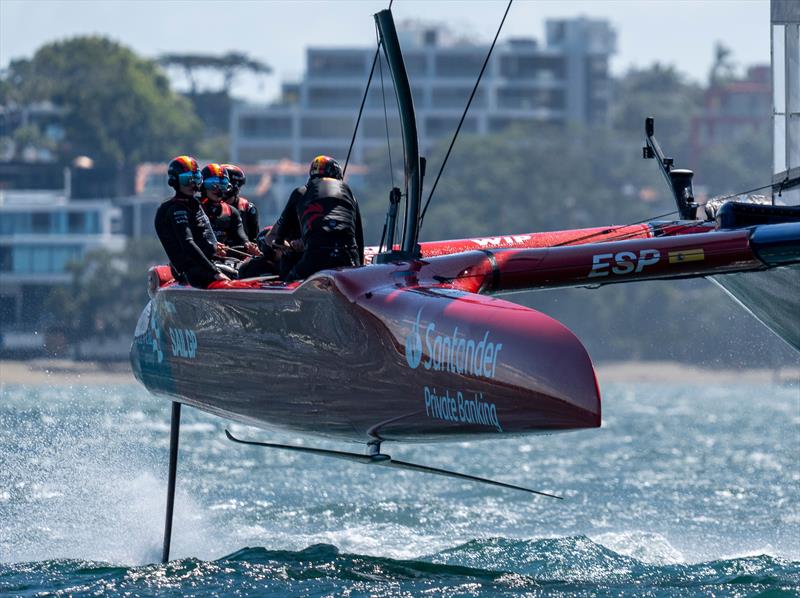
[404,309,503,378]
[472,234,531,248]
[169,327,198,359]
[424,386,502,432]
[588,249,660,278]
[668,248,705,264]
[405,310,424,369]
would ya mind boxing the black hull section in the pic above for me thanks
[711,264,800,352]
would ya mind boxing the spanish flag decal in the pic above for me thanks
[668,248,705,264]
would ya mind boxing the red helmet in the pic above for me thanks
[309,155,343,180]
[167,155,201,190]
[201,163,231,197]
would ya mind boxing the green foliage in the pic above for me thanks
[611,64,702,158]
[158,52,271,93]
[3,36,201,166]
[45,239,164,344]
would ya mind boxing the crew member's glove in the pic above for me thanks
[244,241,262,257]
[215,242,228,258]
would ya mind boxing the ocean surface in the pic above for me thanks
[0,379,798,596]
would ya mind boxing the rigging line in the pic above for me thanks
[713,180,780,203]
[555,175,800,249]
[550,209,680,247]
[343,0,394,177]
[418,0,513,228]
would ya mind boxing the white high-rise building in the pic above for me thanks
[231,18,616,165]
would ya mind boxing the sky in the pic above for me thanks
[0,0,770,103]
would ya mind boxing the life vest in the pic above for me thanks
[202,200,233,242]
[234,197,251,212]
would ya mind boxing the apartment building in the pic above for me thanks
[0,187,125,353]
[231,18,616,165]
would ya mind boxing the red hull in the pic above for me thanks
[133,220,786,442]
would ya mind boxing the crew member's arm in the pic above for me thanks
[229,207,261,256]
[170,207,220,277]
[244,202,259,241]
[264,188,302,248]
[230,207,250,247]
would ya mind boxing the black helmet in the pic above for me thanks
[167,155,202,190]
[309,155,343,180]
[222,163,246,189]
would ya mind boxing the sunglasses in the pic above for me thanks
[203,176,231,193]
[177,170,203,188]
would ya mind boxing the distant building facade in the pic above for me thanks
[771,0,799,205]
[690,65,772,159]
[0,184,124,353]
[231,18,616,165]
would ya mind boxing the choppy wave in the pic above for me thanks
[1,381,798,595]
[2,537,798,597]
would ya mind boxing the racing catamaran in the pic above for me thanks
[130,5,800,562]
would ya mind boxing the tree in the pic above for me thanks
[45,239,165,347]
[158,52,272,95]
[611,64,702,161]
[1,36,201,168]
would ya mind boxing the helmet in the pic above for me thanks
[167,155,202,190]
[201,163,231,197]
[309,155,343,180]
[221,164,246,189]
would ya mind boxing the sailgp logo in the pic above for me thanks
[403,308,503,378]
[405,310,424,369]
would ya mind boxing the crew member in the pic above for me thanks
[154,155,229,288]
[222,163,259,242]
[264,155,364,281]
[200,163,260,257]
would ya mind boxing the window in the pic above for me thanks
[240,116,293,139]
[0,295,16,325]
[31,247,50,273]
[300,116,355,138]
[308,52,366,77]
[0,246,11,271]
[68,212,86,233]
[238,147,295,162]
[51,246,81,272]
[86,211,99,234]
[435,53,485,78]
[404,53,428,76]
[12,247,31,273]
[431,88,485,108]
[363,117,402,140]
[308,87,362,108]
[31,213,51,234]
[426,116,476,138]
[497,87,565,110]
[0,213,29,235]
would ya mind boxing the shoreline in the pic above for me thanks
[1,359,797,387]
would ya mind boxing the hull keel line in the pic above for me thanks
[225,429,561,500]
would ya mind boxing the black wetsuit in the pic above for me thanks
[269,177,364,281]
[202,200,249,248]
[154,192,220,288]
[227,195,259,242]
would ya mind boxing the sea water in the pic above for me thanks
[0,379,798,596]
